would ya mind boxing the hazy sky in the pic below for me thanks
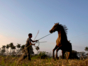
[0,0,88,54]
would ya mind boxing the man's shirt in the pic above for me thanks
[25,38,33,50]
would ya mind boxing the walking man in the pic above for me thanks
[17,33,38,63]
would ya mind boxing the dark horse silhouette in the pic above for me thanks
[49,23,72,59]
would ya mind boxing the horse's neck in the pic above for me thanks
[58,31,61,36]
[57,30,67,40]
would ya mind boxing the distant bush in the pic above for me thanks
[59,50,80,59]
[38,52,48,59]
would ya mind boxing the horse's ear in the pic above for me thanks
[54,22,59,25]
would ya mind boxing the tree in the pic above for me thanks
[11,46,16,55]
[6,44,9,49]
[1,49,5,55]
[1,45,6,55]
[11,46,16,51]
[21,45,25,50]
[2,45,6,50]
[16,44,21,50]
[16,44,21,55]
[6,44,9,55]
[20,45,25,54]
[9,43,14,47]
[9,43,14,55]
[85,47,88,52]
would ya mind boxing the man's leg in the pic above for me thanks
[27,49,31,61]
[28,53,31,61]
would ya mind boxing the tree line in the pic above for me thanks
[0,42,88,59]
[0,43,25,55]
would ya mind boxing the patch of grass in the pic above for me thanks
[0,55,88,66]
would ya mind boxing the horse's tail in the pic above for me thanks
[68,41,72,51]
[67,41,72,59]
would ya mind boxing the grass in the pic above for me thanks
[0,55,88,66]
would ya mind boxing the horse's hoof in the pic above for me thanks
[53,58,56,61]
[53,57,56,60]
[53,57,55,59]
[62,58,65,59]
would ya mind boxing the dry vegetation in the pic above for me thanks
[0,56,88,66]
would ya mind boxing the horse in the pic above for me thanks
[49,23,72,60]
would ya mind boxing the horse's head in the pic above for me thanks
[49,23,60,33]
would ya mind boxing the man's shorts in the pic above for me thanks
[19,48,31,60]
[20,52,31,60]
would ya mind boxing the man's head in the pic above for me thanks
[28,33,32,38]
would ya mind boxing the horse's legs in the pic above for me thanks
[53,49,55,59]
[56,49,59,59]
[69,51,72,59]
[62,50,65,59]
[53,48,56,59]
[66,52,70,62]
[53,45,58,59]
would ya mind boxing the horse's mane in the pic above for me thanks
[54,23,68,34]
[59,24,68,34]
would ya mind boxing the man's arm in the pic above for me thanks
[31,39,38,42]
[29,42,35,45]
